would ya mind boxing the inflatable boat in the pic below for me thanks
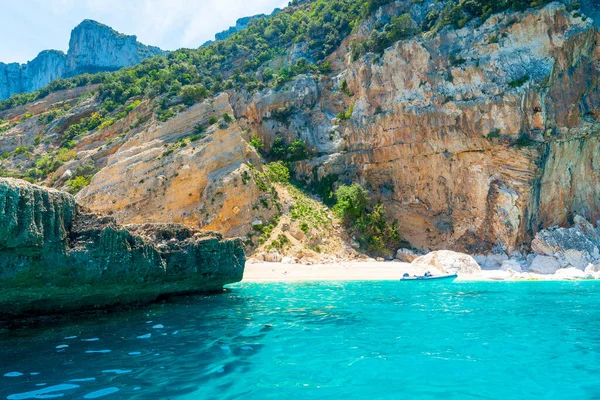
[401,273,458,281]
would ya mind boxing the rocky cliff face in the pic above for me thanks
[237,2,600,256]
[1,1,599,264]
[0,20,164,100]
[0,178,244,322]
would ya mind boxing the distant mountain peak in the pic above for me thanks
[0,20,165,100]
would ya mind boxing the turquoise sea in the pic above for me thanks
[1,281,600,399]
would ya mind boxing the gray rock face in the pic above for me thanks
[0,20,164,101]
[530,215,600,270]
[0,178,245,323]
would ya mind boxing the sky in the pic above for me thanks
[0,0,288,64]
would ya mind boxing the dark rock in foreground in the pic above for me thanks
[0,178,244,323]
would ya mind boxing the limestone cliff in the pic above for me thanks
[236,2,600,255]
[0,20,164,100]
[0,178,244,322]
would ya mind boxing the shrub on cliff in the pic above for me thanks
[264,161,290,183]
[333,183,401,257]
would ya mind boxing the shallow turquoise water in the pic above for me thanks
[2,281,600,399]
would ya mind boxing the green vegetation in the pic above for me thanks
[351,13,418,59]
[509,75,530,88]
[333,183,401,257]
[66,175,91,194]
[289,184,330,230]
[340,79,354,96]
[0,73,106,112]
[512,134,535,148]
[264,161,291,183]
[337,103,354,121]
[434,0,554,31]
[34,149,77,179]
[0,0,561,122]
[487,129,501,140]
[268,233,290,251]
[249,134,264,150]
[0,0,399,115]
[37,108,66,125]
[269,137,309,161]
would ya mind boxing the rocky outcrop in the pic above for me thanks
[76,93,278,239]
[0,20,164,100]
[411,250,482,274]
[530,215,600,270]
[0,178,244,322]
[65,20,164,76]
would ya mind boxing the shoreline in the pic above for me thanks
[242,261,600,282]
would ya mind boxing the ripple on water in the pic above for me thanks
[3,281,600,399]
[7,384,80,399]
[102,369,132,375]
[85,350,111,354]
[83,387,120,399]
[4,372,23,377]
[137,333,151,339]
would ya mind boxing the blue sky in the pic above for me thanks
[0,0,288,64]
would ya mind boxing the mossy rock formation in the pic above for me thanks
[0,178,245,323]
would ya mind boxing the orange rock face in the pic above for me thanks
[237,4,600,253]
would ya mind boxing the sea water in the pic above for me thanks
[1,281,600,399]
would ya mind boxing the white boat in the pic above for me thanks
[401,273,458,281]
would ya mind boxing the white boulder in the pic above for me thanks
[554,267,587,280]
[500,259,523,273]
[528,255,561,274]
[411,250,481,274]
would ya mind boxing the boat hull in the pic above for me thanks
[401,274,458,282]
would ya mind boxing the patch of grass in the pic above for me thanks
[264,161,290,183]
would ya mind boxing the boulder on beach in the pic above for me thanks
[531,215,600,270]
[554,267,587,280]
[528,255,561,274]
[395,248,422,263]
[411,250,481,274]
[501,259,524,273]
